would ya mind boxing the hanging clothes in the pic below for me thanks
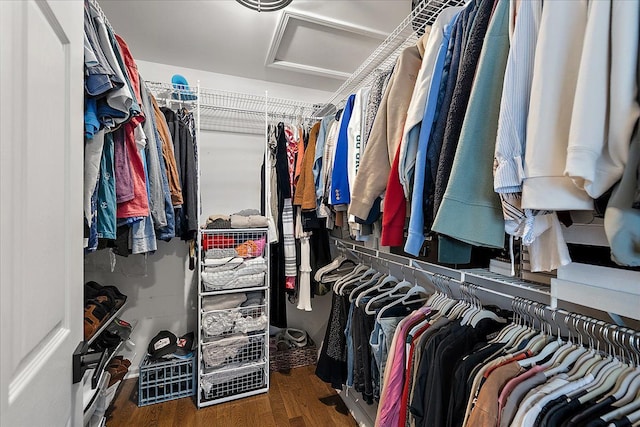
[161,107,198,241]
[431,0,510,263]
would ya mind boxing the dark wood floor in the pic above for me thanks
[107,365,356,427]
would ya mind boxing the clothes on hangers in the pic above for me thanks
[315,251,640,427]
[303,0,640,268]
[82,2,197,255]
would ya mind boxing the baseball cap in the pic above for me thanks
[147,330,178,359]
[171,74,197,101]
[174,332,194,357]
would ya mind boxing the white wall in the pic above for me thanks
[199,131,264,218]
[84,61,336,373]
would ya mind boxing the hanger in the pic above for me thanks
[338,266,377,295]
[543,314,588,376]
[601,386,640,423]
[602,331,640,402]
[537,313,588,371]
[348,271,384,302]
[489,297,524,344]
[375,285,429,323]
[337,256,377,295]
[515,304,551,355]
[360,270,405,312]
[573,326,635,402]
[354,259,398,307]
[332,263,368,294]
[500,298,536,349]
[363,265,413,313]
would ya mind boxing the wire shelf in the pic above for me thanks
[145,81,318,134]
[315,0,466,116]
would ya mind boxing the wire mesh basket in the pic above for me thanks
[201,229,268,260]
[202,332,266,370]
[201,229,269,292]
[200,362,267,402]
[138,355,195,407]
[201,303,268,338]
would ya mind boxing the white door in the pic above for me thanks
[0,0,84,426]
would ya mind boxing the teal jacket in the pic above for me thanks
[431,0,510,263]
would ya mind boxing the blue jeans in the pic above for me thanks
[344,302,355,387]
[370,315,403,391]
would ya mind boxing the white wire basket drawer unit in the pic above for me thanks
[200,361,268,403]
[197,228,270,407]
[201,229,269,293]
[201,302,268,338]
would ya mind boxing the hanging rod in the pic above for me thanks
[331,238,549,304]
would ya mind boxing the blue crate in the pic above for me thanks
[138,355,195,406]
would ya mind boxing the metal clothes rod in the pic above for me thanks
[332,240,640,360]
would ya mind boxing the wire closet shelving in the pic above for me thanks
[145,81,318,135]
[315,0,466,116]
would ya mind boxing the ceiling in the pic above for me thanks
[99,0,412,92]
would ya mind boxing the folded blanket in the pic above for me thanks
[231,215,269,229]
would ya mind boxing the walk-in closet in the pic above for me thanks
[1,0,640,426]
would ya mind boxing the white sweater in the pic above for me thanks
[565,0,640,199]
[398,6,463,197]
[522,0,593,211]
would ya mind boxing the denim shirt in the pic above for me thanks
[405,11,460,255]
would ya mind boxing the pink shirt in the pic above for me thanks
[376,307,431,427]
[497,364,544,425]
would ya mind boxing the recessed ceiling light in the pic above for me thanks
[235,0,293,12]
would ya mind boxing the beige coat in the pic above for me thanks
[349,39,426,219]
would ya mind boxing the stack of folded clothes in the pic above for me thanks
[201,210,269,230]
[201,292,267,337]
[202,257,268,291]
[229,209,268,229]
[204,214,232,230]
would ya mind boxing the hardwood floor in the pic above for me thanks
[107,365,356,427]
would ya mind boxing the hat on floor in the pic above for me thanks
[148,330,178,359]
[174,332,195,357]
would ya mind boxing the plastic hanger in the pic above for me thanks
[320,259,357,283]
[356,275,399,308]
[572,327,635,402]
[314,255,346,282]
[339,267,377,295]
[354,273,396,307]
[348,272,383,302]
[544,344,588,377]
[627,407,640,425]
[375,285,429,322]
[518,335,564,368]
[338,257,376,292]
[602,330,640,402]
[332,263,367,293]
[602,386,640,423]
[580,365,636,404]
[605,369,640,403]
[364,277,413,315]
